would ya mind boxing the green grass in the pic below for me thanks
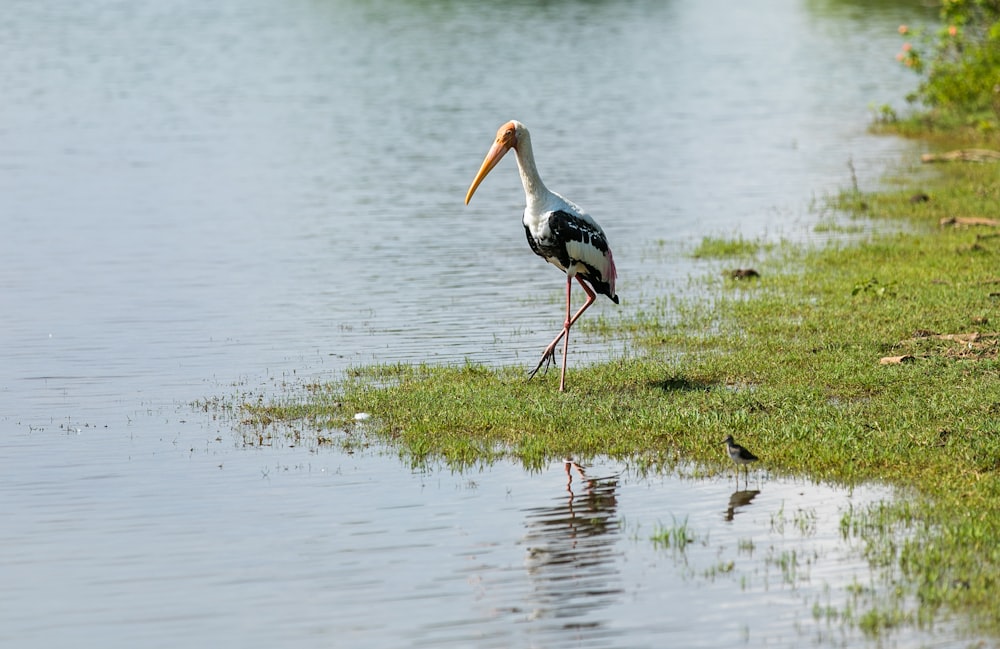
[650,516,697,551]
[691,233,772,259]
[235,150,1000,635]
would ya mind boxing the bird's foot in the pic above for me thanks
[527,344,558,380]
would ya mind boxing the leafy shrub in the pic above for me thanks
[896,0,1000,132]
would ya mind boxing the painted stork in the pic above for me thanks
[464,120,619,392]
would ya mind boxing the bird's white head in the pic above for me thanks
[464,120,526,205]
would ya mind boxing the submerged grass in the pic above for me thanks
[239,146,1000,635]
[650,516,697,551]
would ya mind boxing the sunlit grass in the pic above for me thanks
[691,233,772,259]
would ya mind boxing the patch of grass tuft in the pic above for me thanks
[691,234,772,259]
[650,516,698,550]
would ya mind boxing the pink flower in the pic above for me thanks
[896,52,905,62]
[902,42,912,52]
[898,25,909,34]
[948,25,957,36]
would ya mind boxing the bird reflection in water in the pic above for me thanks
[564,457,588,494]
[725,489,761,522]
[519,459,622,638]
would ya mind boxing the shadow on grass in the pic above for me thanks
[650,376,716,392]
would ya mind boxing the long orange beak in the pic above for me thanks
[465,138,511,205]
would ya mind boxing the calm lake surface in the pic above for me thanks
[2,0,971,647]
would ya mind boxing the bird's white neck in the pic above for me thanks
[512,131,551,211]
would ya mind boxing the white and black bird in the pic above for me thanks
[723,435,759,482]
[464,120,619,392]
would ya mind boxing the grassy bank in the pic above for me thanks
[240,142,1000,634]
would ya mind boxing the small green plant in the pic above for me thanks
[651,516,696,550]
[765,547,806,587]
[851,277,897,299]
[794,508,819,537]
[703,560,736,579]
[870,103,899,125]
[858,606,911,637]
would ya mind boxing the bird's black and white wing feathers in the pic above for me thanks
[524,210,618,302]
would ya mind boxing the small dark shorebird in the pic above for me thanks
[723,435,759,481]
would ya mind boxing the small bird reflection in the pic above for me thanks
[725,489,761,522]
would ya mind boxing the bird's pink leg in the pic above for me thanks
[559,275,573,391]
[527,276,597,389]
